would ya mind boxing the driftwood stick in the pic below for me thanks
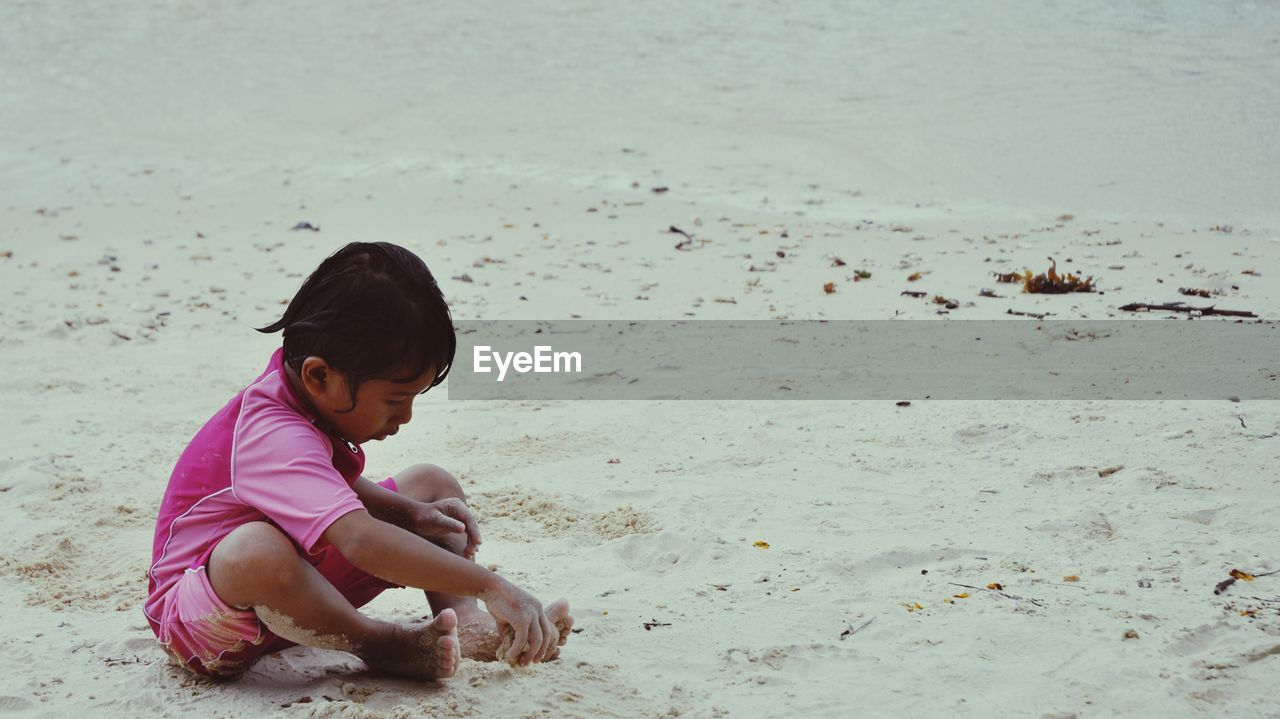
[1119,302,1257,318]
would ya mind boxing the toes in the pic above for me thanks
[546,599,571,622]
[546,599,574,645]
[437,635,459,678]
[425,611,460,678]
[431,607,459,633]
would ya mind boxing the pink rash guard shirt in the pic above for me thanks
[144,347,368,634]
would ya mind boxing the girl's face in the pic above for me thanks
[288,357,436,445]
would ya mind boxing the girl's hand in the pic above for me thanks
[480,579,559,667]
[412,498,482,559]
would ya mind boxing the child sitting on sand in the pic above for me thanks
[144,242,571,680]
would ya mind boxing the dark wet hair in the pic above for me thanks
[257,242,455,412]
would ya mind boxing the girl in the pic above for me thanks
[144,242,571,680]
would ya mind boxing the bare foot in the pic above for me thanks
[461,599,574,663]
[544,599,575,659]
[457,609,502,661]
[496,598,575,663]
[364,608,460,679]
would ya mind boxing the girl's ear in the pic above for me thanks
[299,356,333,394]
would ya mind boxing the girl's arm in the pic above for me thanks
[353,476,420,528]
[326,507,495,594]
[354,476,480,558]
[323,509,557,665]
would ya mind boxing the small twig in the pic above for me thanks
[1006,308,1049,320]
[101,656,144,666]
[643,619,672,631]
[839,617,876,640]
[667,225,696,250]
[1214,567,1279,595]
[1119,302,1257,318]
[948,582,1045,607]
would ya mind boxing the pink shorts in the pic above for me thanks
[153,478,402,678]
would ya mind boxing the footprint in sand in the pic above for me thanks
[950,423,1039,454]
[0,697,34,713]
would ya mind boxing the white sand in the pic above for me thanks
[2,1,1279,716]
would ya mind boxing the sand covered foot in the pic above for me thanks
[458,609,502,661]
[458,601,501,660]
[543,599,575,660]
[461,599,574,663]
[364,608,460,679]
[495,599,575,663]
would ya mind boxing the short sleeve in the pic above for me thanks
[231,405,366,554]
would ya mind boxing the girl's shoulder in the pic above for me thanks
[235,366,328,448]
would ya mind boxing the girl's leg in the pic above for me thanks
[392,464,574,660]
[391,464,485,619]
[207,521,459,679]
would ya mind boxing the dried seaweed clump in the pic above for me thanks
[1016,259,1095,294]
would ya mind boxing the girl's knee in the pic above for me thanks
[395,463,465,502]
[207,522,306,608]
[212,522,301,578]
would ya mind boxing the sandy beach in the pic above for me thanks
[2,1,1279,716]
